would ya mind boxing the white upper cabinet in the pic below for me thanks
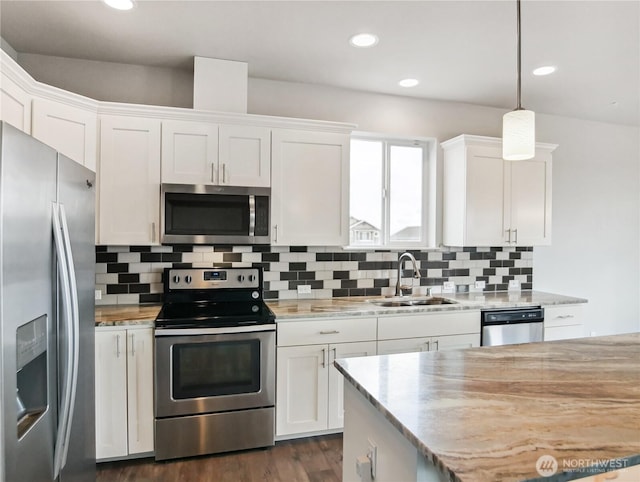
[271,128,350,246]
[98,115,161,245]
[161,120,219,184]
[442,135,556,247]
[218,124,271,187]
[0,53,31,134]
[32,98,98,171]
[161,121,270,187]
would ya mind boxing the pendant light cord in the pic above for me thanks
[516,0,522,110]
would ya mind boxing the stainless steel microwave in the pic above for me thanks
[161,184,270,245]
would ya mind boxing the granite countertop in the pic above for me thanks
[335,333,640,482]
[94,291,586,325]
[269,290,587,320]
[95,303,162,327]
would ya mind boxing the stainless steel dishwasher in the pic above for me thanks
[481,307,544,346]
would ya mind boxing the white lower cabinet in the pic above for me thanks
[544,304,585,341]
[378,333,479,355]
[377,311,480,355]
[276,317,376,437]
[95,326,154,460]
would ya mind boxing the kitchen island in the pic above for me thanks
[335,333,640,482]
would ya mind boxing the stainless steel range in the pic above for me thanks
[154,267,276,461]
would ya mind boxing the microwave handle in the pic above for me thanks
[248,195,256,237]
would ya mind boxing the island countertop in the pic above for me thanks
[335,333,640,482]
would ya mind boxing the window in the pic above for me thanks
[349,134,434,248]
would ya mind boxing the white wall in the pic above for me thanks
[17,53,193,108]
[10,56,639,336]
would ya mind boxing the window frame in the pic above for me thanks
[348,132,437,249]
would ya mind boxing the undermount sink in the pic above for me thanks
[367,297,457,307]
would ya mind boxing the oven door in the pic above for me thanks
[154,327,275,418]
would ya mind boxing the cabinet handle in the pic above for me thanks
[433,339,439,351]
[321,348,327,368]
[115,334,121,358]
[211,163,215,183]
[130,333,135,357]
[222,164,227,184]
[273,224,278,243]
[506,229,512,243]
[423,340,431,352]
[331,347,337,361]
[513,228,518,244]
[319,330,340,335]
[152,222,156,243]
[556,314,575,319]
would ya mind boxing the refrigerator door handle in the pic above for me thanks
[52,203,79,478]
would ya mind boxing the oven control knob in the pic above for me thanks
[185,275,192,284]
[252,305,259,313]
[248,275,255,282]
[251,291,259,299]
[172,275,181,284]
[237,275,245,282]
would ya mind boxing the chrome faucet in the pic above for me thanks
[395,252,421,297]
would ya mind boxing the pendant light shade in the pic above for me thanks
[503,108,535,160]
[503,0,535,161]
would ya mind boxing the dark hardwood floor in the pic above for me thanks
[96,434,343,482]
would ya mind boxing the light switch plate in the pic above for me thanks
[442,281,455,293]
[474,280,486,290]
[508,280,521,291]
[95,289,102,300]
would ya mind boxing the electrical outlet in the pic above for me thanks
[442,281,455,293]
[367,438,377,478]
[508,280,520,291]
[297,285,312,294]
[95,289,102,300]
[474,280,486,290]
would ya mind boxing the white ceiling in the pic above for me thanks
[1,0,638,126]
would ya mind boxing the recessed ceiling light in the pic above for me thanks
[398,78,419,88]
[104,0,134,10]
[533,66,556,76]
[349,33,379,48]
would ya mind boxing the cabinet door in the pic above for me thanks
[544,304,584,341]
[219,124,270,187]
[276,345,328,436]
[98,115,161,245]
[271,129,349,246]
[377,337,431,355]
[95,330,128,460]
[328,341,377,430]
[465,146,508,246]
[161,120,218,184]
[126,328,154,455]
[508,154,552,245]
[0,71,31,133]
[432,333,480,351]
[32,98,98,171]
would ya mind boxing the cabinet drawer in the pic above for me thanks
[544,304,584,328]
[378,310,479,340]
[545,325,584,341]
[277,317,377,346]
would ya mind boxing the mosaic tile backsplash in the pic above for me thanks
[95,245,534,305]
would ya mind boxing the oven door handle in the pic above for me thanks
[154,325,276,336]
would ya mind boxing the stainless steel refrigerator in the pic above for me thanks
[0,121,96,481]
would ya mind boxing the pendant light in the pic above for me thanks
[503,0,535,161]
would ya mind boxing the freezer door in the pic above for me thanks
[482,321,544,346]
[56,154,96,482]
[1,122,57,482]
